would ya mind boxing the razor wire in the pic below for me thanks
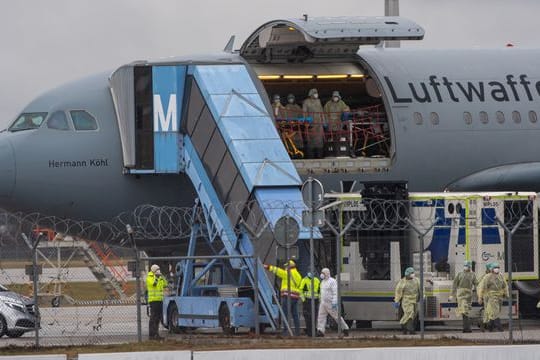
[0,197,536,248]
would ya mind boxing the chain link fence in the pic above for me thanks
[0,194,536,347]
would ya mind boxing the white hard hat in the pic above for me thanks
[150,264,160,273]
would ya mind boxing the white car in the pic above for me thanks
[0,284,37,338]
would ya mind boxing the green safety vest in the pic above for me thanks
[146,271,168,303]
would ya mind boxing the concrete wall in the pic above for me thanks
[194,345,540,360]
[1,356,66,360]
[79,351,191,360]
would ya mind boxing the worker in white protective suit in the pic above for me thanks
[316,268,349,337]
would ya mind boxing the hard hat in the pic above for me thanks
[308,88,318,97]
[273,94,281,101]
[307,272,313,279]
[287,93,295,101]
[283,259,296,268]
[464,260,472,268]
[404,267,415,276]
[331,90,341,99]
[150,264,160,273]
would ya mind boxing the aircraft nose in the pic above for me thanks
[0,139,15,198]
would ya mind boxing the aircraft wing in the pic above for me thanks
[446,162,540,192]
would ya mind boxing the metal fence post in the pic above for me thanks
[31,233,40,348]
[495,215,525,344]
[308,179,316,338]
[127,225,142,343]
[254,257,259,336]
[325,218,355,336]
[405,218,438,340]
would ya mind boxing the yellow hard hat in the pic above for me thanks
[283,259,296,268]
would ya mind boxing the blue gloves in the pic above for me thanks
[392,302,400,309]
[331,303,338,310]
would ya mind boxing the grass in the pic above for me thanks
[6,281,137,304]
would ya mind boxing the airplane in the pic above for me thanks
[0,15,539,247]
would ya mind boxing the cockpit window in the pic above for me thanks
[70,110,98,131]
[46,111,70,130]
[9,112,47,132]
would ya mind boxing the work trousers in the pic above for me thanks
[302,298,319,336]
[149,301,163,338]
[281,296,300,336]
[317,301,349,334]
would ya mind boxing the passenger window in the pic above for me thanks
[9,112,47,131]
[479,111,489,124]
[413,112,423,125]
[463,112,472,125]
[512,111,521,124]
[70,110,98,131]
[496,111,505,124]
[430,112,439,125]
[47,111,70,130]
[529,111,538,124]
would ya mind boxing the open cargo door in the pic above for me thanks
[240,16,424,62]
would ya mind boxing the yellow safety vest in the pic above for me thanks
[146,271,168,303]
[269,265,302,299]
[299,276,320,301]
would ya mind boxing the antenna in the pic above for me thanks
[223,35,235,53]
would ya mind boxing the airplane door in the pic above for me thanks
[134,66,154,169]
[131,65,186,173]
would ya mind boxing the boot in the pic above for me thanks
[401,323,408,334]
[487,320,494,332]
[406,319,416,335]
[494,318,503,332]
[462,315,472,333]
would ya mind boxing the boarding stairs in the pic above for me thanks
[143,64,317,330]
[77,242,128,300]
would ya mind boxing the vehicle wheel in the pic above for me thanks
[167,303,184,334]
[0,315,6,337]
[51,297,60,308]
[249,323,267,334]
[219,304,235,335]
[7,330,24,338]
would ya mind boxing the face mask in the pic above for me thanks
[493,268,500,274]
[332,96,339,102]
[464,267,470,271]
[409,273,415,278]
[288,98,294,104]
[312,93,318,99]
[320,274,325,280]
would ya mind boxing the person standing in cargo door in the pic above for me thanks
[323,91,350,155]
[284,93,305,157]
[302,88,325,159]
[393,267,421,334]
[146,264,168,340]
[478,262,508,332]
[449,260,478,333]
[264,260,302,336]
